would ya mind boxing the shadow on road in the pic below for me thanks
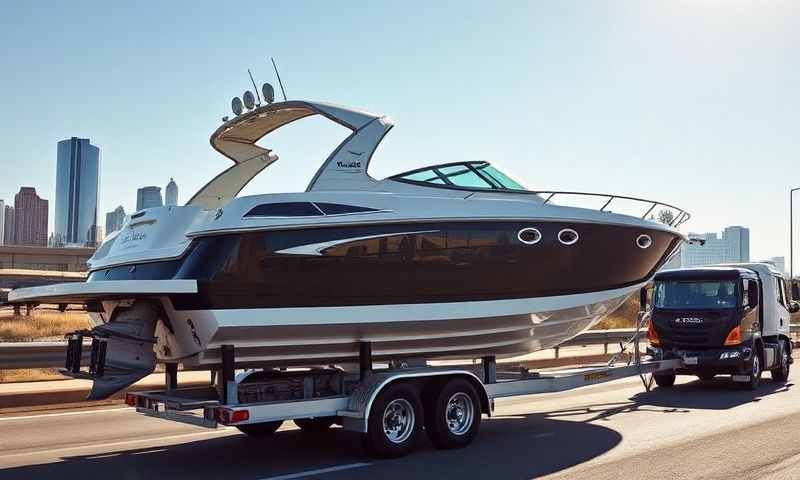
[0,413,621,480]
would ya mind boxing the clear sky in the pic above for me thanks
[0,1,797,268]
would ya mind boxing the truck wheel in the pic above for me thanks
[363,383,422,458]
[294,417,335,433]
[236,420,283,436]
[739,352,762,391]
[771,341,790,383]
[653,373,676,388]
[425,378,481,450]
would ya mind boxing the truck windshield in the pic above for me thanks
[654,280,739,309]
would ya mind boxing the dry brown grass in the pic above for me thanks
[0,308,92,342]
[591,295,640,330]
[0,369,62,383]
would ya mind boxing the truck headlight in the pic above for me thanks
[719,351,741,359]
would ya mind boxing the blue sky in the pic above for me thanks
[0,1,798,267]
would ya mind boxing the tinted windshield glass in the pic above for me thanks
[654,280,739,309]
[393,162,527,191]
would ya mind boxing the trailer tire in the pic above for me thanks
[770,340,790,383]
[236,420,282,436]
[424,378,481,450]
[363,383,422,458]
[294,417,335,433]
[653,373,676,388]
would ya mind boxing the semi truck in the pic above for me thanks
[647,263,799,390]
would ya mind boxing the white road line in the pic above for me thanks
[0,429,236,460]
[260,463,372,480]
[533,432,555,438]
[0,407,129,422]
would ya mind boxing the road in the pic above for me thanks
[0,371,798,480]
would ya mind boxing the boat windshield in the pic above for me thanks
[390,162,527,192]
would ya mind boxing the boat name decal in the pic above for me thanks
[120,232,147,245]
[336,160,362,169]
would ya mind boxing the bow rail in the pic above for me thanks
[534,191,690,228]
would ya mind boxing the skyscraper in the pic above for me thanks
[13,187,48,246]
[105,205,126,236]
[165,178,178,206]
[136,186,163,211]
[3,206,14,245]
[680,226,751,267]
[0,200,4,246]
[54,137,101,246]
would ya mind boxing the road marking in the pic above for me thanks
[0,407,129,422]
[0,429,236,459]
[533,432,555,438]
[259,463,372,480]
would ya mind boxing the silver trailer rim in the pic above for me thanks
[383,398,415,444]
[446,392,475,435]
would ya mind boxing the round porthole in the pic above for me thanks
[636,234,653,249]
[518,227,542,245]
[557,228,579,246]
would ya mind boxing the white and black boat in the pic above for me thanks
[9,98,689,399]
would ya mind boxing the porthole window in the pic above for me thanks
[517,227,542,245]
[557,228,579,246]
[636,234,653,249]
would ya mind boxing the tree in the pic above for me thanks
[657,209,675,225]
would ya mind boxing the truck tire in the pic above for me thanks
[363,383,422,458]
[236,420,283,436]
[424,378,481,450]
[294,417,335,433]
[654,373,676,388]
[771,340,790,383]
[739,352,762,391]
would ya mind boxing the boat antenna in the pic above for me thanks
[247,69,262,105]
[271,57,287,101]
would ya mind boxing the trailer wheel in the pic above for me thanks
[770,340,790,383]
[294,417,335,433]
[363,383,422,458]
[739,351,762,391]
[424,378,481,450]
[653,373,676,388]
[236,420,283,436]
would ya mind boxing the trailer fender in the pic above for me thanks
[340,369,490,433]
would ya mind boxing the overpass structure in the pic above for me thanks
[0,245,94,273]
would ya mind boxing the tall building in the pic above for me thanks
[165,178,178,206]
[136,186,163,211]
[54,137,101,246]
[3,206,14,245]
[681,226,751,267]
[0,199,4,246]
[13,187,48,246]
[105,205,126,236]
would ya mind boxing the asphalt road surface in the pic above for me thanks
[1,371,798,480]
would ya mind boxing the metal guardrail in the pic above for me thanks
[1,326,798,370]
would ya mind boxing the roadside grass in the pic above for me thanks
[591,295,639,330]
[0,308,92,342]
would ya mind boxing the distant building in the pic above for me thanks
[165,178,178,206]
[105,205,126,236]
[681,226,750,267]
[136,186,163,211]
[3,206,14,245]
[54,137,101,247]
[0,200,4,246]
[13,187,48,246]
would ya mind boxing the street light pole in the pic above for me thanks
[792,187,800,280]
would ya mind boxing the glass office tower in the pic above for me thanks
[54,137,101,246]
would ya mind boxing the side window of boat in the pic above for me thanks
[245,202,322,217]
[314,203,380,215]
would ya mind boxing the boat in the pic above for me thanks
[9,97,689,399]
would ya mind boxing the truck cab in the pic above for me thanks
[647,263,799,390]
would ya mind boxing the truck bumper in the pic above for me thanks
[657,345,753,376]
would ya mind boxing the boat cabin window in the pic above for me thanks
[391,162,526,192]
[245,202,380,218]
[654,280,739,310]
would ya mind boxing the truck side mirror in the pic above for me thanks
[747,282,759,309]
[639,287,648,311]
[792,281,799,301]
[790,301,800,314]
